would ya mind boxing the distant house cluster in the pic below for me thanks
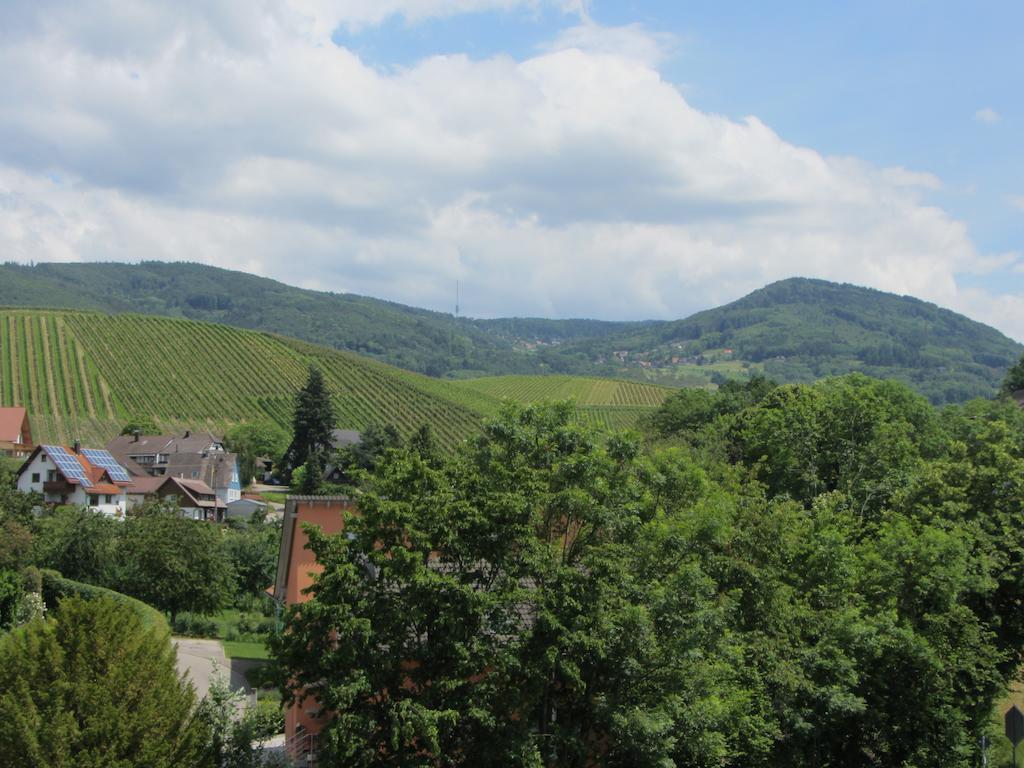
[9,413,244,522]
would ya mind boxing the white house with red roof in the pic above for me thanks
[16,443,133,518]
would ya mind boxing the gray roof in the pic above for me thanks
[106,431,226,458]
[164,452,238,489]
[331,429,362,449]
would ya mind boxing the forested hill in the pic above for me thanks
[550,278,1023,403]
[1,263,1021,403]
[0,262,632,378]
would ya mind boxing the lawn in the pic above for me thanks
[223,640,270,660]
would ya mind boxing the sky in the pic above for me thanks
[0,0,1021,338]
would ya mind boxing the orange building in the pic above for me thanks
[272,495,354,763]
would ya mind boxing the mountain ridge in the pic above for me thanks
[1,262,1020,404]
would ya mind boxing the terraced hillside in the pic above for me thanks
[0,309,497,448]
[453,375,671,431]
[0,309,668,448]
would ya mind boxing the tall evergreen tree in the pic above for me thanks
[287,365,336,480]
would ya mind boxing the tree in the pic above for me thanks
[225,420,289,486]
[120,416,161,436]
[273,403,746,767]
[223,519,280,602]
[285,366,336,481]
[0,596,208,767]
[117,503,234,623]
[1000,353,1024,396]
[32,506,118,586]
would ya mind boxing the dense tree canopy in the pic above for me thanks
[0,596,207,767]
[274,377,1024,768]
[117,503,234,623]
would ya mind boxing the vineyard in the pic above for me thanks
[453,375,671,407]
[452,375,671,431]
[0,310,672,448]
[0,310,492,447]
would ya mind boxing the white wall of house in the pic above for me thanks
[17,452,127,518]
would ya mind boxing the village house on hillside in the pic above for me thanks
[152,476,226,522]
[16,443,132,518]
[106,430,242,506]
[0,407,33,458]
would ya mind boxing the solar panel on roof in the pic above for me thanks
[82,448,132,483]
[42,444,93,489]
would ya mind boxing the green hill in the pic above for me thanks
[1,264,1020,404]
[0,309,495,447]
[0,309,664,448]
[549,278,1024,404]
[0,262,631,378]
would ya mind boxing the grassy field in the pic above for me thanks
[0,308,675,448]
[222,640,270,661]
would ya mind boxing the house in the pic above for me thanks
[274,496,354,761]
[106,430,241,505]
[163,452,242,505]
[225,497,270,523]
[106,430,227,475]
[123,475,165,509]
[153,476,226,522]
[0,407,33,458]
[16,443,132,518]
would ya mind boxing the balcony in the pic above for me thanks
[43,479,72,495]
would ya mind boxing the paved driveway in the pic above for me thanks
[173,637,260,702]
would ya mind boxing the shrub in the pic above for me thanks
[40,569,170,636]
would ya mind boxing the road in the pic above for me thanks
[173,637,263,702]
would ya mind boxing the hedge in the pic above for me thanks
[39,569,170,636]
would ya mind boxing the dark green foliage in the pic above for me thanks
[1000,352,1024,395]
[222,518,280,602]
[32,506,119,586]
[120,417,161,435]
[39,569,170,635]
[0,596,207,767]
[225,420,289,486]
[286,366,336,481]
[651,375,777,436]
[274,383,1024,768]
[0,570,23,630]
[117,503,234,623]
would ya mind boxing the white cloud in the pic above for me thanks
[1009,195,1024,212]
[0,0,1021,341]
[974,107,1000,124]
[542,21,677,66]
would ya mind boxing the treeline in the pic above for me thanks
[274,372,1024,767]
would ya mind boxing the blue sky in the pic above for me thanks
[0,0,1021,337]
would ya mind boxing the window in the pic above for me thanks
[31,473,40,483]
[105,495,112,504]
[40,454,46,463]
[47,470,56,482]
[89,494,99,506]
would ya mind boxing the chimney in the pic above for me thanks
[73,440,81,454]
[184,430,191,438]
[133,429,140,443]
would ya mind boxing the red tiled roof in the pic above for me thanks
[89,483,124,495]
[0,407,28,442]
